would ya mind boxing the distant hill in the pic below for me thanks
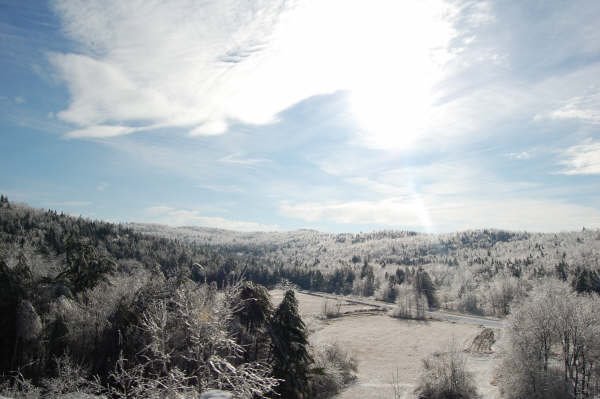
[2,197,600,311]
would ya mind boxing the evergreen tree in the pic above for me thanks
[415,267,439,309]
[270,290,312,399]
[555,253,568,281]
[234,281,273,361]
[0,259,26,372]
[573,268,600,294]
[57,237,115,293]
[395,267,406,285]
[236,281,272,332]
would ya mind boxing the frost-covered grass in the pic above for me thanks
[280,290,501,399]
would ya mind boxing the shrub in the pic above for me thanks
[457,292,483,316]
[415,345,479,399]
[377,283,398,303]
[391,285,426,320]
[131,281,278,398]
[488,275,522,316]
[0,372,40,399]
[41,353,104,397]
[320,299,342,319]
[309,343,357,398]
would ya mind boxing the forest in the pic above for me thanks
[1,196,600,398]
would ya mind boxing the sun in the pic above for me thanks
[341,0,454,150]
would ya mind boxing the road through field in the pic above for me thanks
[296,289,505,329]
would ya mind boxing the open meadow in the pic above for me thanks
[271,289,503,399]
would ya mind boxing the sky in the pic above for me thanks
[1,0,600,233]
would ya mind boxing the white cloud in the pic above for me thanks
[559,140,600,175]
[281,159,592,232]
[50,0,457,144]
[545,93,600,125]
[65,125,138,138]
[49,53,179,128]
[280,197,433,230]
[144,206,279,232]
[506,151,532,160]
[280,196,600,232]
[49,0,600,155]
[196,184,244,194]
[218,153,270,166]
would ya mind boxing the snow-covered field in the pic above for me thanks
[271,290,502,399]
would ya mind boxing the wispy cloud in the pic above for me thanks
[544,93,600,125]
[3,0,600,234]
[49,0,290,137]
[64,124,139,138]
[49,0,457,145]
[218,153,270,166]
[280,197,600,232]
[506,151,532,160]
[196,184,244,194]
[279,158,587,232]
[49,0,600,155]
[280,197,432,230]
[145,206,279,232]
[559,140,600,175]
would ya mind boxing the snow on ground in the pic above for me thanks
[271,290,502,399]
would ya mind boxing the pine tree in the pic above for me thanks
[573,268,600,294]
[57,237,115,293]
[269,290,312,399]
[234,281,273,361]
[555,253,568,281]
[415,267,439,309]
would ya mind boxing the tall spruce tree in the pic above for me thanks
[270,290,312,399]
[415,267,439,309]
[234,281,273,361]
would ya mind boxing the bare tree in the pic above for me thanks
[500,281,600,399]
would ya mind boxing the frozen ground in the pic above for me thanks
[270,289,503,399]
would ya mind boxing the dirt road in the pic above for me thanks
[296,289,505,329]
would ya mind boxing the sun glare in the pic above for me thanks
[241,0,454,151]
[345,1,454,150]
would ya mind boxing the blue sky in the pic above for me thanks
[1,0,600,232]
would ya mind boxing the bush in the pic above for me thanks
[320,299,342,319]
[415,345,479,399]
[309,343,357,398]
[377,283,398,303]
[128,281,278,398]
[0,372,41,399]
[487,275,526,316]
[41,353,104,397]
[391,285,426,320]
[457,292,483,316]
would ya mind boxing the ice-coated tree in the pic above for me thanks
[270,290,312,399]
[234,280,273,361]
[415,267,439,309]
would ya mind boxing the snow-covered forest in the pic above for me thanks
[2,197,600,398]
[134,220,600,317]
